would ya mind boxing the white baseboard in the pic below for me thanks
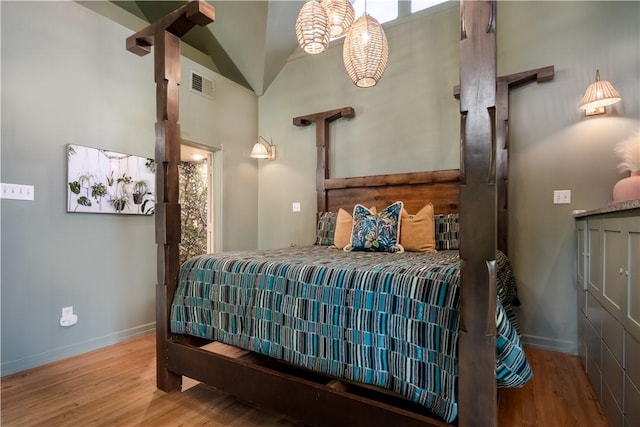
[521,333,577,355]
[1,322,155,377]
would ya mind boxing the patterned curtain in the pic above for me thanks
[178,160,208,265]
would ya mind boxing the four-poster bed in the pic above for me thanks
[126,1,553,426]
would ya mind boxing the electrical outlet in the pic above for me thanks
[62,306,73,318]
[60,306,78,327]
[292,202,301,212]
[553,190,571,204]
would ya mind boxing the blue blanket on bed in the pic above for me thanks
[170,247,531,423]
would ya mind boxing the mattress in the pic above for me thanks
[170,246,532,423]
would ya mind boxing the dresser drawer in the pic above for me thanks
[587,218,603,295]
[603,381,624,427]
[587,291,604,335]
[602,307,624,365]
[578,313,587,368]
[587,348,602,400]
[585,315,602,370]
[578,288,587,316]
[625,375,640,427]
[625,222,640,342]
[626,331,640,387]
[603,342,624,409]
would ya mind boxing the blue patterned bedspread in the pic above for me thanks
[170,246,532,423]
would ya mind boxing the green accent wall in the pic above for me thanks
[1,1,639,375]
[257,1,640,353]
[1,0,259,375]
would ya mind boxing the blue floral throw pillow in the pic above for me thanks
[345,201,404,253]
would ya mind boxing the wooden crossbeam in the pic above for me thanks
[293,107,355,213]
[453,65,554,254]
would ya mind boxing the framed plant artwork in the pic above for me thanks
[66,144,156,215]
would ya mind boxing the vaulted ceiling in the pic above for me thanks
[111,1,306,96]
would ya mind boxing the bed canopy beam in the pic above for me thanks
[453,65,554,254]
[126,0,215,392]
[493,66,554,254]
[293,107,355,213]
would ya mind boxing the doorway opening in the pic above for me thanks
[179,141,222,265]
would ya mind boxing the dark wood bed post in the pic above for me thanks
[457,1,498,426]
[125,1,215,392]
[293,107,355,212]
[457,3,554,424]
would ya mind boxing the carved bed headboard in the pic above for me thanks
[324,169,460,215]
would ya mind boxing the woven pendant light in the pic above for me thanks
[321,0,355,38]
[295,0,330,55]
[343,14,388,88]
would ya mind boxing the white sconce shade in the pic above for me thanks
[579,70,621,116]
[250,143,269,159]
[250,136,276,161]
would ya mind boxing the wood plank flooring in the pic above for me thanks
[1,333,607,426]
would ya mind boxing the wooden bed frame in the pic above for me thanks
[126,2,553,426]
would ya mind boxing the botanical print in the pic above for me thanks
[67,144,155,215]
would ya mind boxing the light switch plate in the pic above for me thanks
[292,202,301,212]
[1,183,34,200]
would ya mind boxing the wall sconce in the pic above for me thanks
[250,136,276,160]
[579,69,621,116]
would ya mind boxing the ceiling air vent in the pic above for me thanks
[190,71,214,99]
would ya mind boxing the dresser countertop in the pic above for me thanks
[573,199,640,218]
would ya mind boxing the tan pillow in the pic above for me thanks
[332,206,377,249]
[400,203,436,253]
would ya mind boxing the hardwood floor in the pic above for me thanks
[1,333,607,426]
[498,346,607,427]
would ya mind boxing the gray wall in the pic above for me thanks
[258,1,640,353]
[258,2,461,249]
[500,1,639,352]
[0,1,259,375]
[2,0,639,376]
